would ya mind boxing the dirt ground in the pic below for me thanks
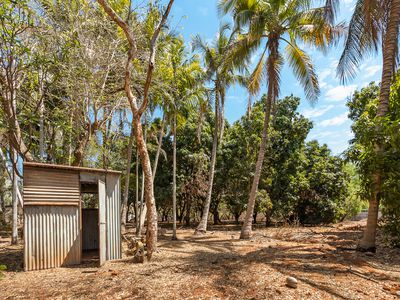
[1,220,400,299]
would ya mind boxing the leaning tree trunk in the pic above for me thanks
[240,95,273,239]
[358,0,400,251]
[195,90,220,234]
[172,112,177,240]
[11,148,18,245]
[121,123,135,233]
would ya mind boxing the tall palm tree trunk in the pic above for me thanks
[172,112,178,239]
[121,123,135,233]
[240,95,272,239]
[195,90,220,234]
[359,0,400,251]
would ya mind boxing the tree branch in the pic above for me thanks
[137,0,175,116]
[97,0,139,115]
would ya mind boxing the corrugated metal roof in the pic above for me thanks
[24,162,122,175]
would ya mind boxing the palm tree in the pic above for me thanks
[164,38,205,239]
[219,0,344,239]
[337,0,400,251]
[192,24,244,234]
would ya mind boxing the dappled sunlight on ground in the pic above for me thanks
[1,220,400,299]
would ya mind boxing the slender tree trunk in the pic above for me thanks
[234,213,240,224]
[195,90,220,234]
[219,89,225,141]
[11,148,18,245]
[135,149,139,229]
[137,122,147,237]
[172,112,177,240]
[152,113,165,180]
[247,94,252,117]
[39,97,45,160]
[121,123,135,233]
[0,193,5,225]
[265,212,271,227]
[240,95,273,239]
[68,110,73,165]
[358,0,400,251]
[213,209,220,225]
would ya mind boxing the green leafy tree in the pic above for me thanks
[347,80,400,247]
[219,0,344,239]
[337,0,400,251]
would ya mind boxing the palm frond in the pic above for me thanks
[284,40,320,103]
[323,0,339,24]
[337,0,383,83]
[248,47,267,95]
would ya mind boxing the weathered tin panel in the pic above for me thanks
[24,205,81,271]
[24,166,80,206]
[98,180,107,266]
[106,174,121,260]
[82,209,99,250]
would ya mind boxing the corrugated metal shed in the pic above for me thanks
[23,162,122,271]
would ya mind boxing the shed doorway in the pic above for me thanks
[80,180,106,266]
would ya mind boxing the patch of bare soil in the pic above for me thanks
[1,220,400,299]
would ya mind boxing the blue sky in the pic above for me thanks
[167,0,382,155]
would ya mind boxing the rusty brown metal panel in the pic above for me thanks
[24,206,81,271]
[24,166,80,205]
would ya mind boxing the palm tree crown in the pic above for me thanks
[220,0,344,102]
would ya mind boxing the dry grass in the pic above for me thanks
[1,220,400,299]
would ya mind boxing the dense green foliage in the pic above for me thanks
[147,96,354,225]
[347,77,400,246]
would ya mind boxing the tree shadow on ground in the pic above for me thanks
[0,246,23,272]
[157,226,400,299]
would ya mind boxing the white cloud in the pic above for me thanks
[329,59,339,68]
[302,105,334,118]
[319,69,335,88]
[319,112,349,127]
[308,130,336,139]
[325,84,357,102]
[363,65,382,78]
